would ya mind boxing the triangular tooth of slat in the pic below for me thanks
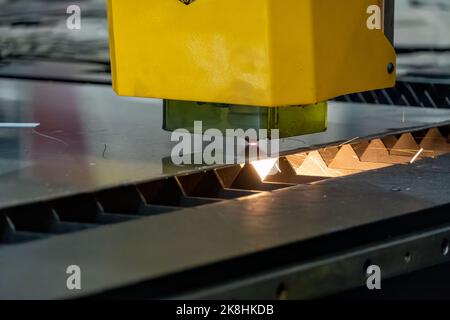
[215,165,242,188]
[276,157,298,177]
[351,140,370,158]
[360,139,389,162]
[390,133,421,158]
[231,163,264,188]
[296,151,357,177]
[328,145,390,171]
[360,139,411,164]
[419,128,450,156]
[382,135,398,150]
[318,147,340,165]
[296,151,333,177]
[264,157,306,183]
[285,153,308,170]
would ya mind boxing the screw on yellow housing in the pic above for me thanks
[107,0,396,107]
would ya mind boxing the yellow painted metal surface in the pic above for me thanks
[107,0,396,107]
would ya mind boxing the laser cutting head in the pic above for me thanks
[106,0,396,107]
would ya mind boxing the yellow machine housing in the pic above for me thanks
[107,0,396,107]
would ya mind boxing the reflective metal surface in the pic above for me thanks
[1,78,450,210]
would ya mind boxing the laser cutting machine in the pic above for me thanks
[4,0,450,300]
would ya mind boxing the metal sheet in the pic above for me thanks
[1,78,450,210]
